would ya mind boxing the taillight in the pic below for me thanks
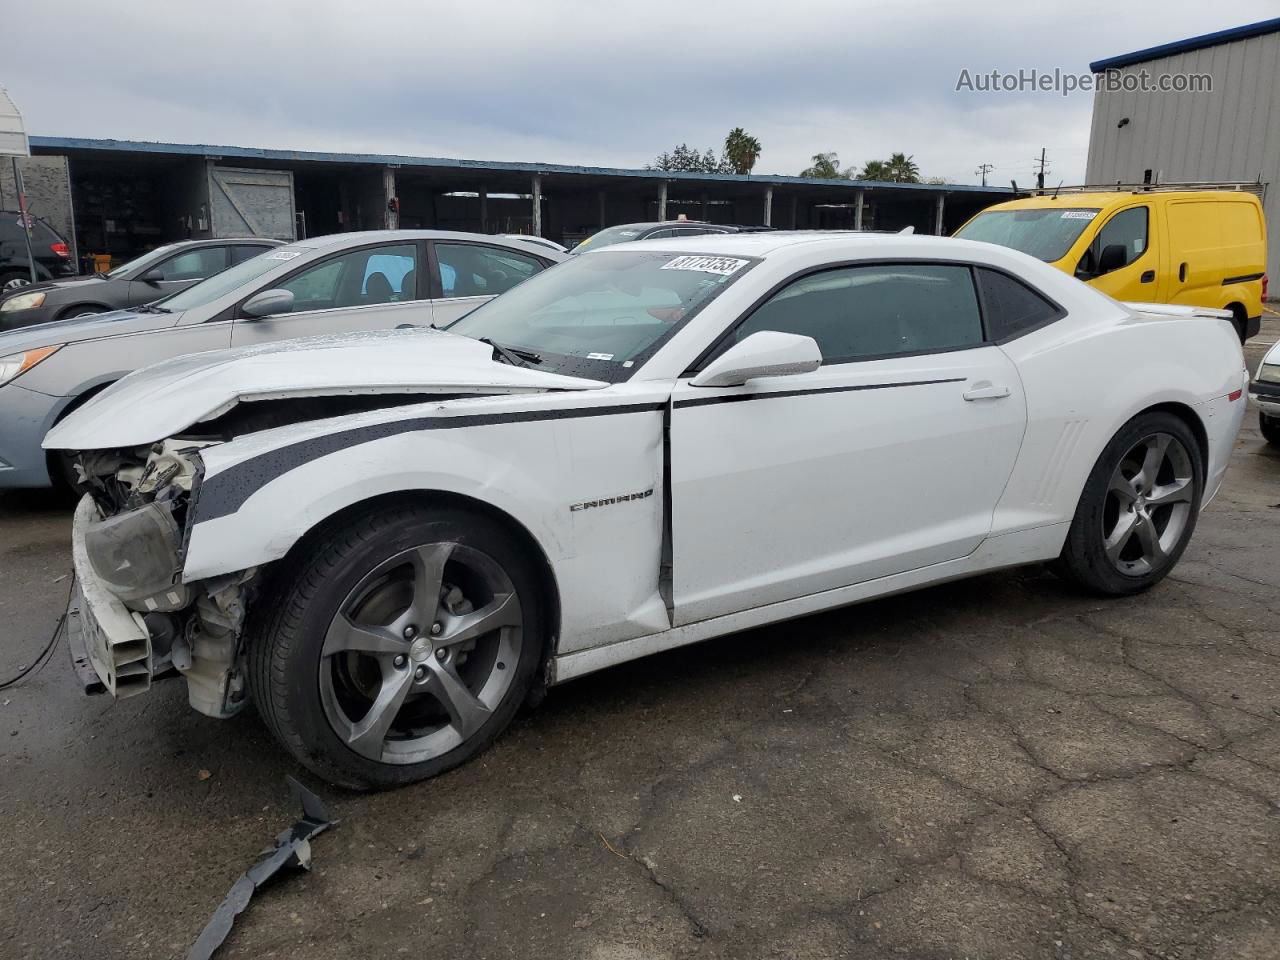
[1228,389,1243,402]
[49,242,69,259]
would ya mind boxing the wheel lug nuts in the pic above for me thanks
[414,665,428,680]
[436,648,447,662]
[393,655,407,668]
[403,625,417,639]
[430,622,442,636]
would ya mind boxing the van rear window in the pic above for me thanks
[955,208,1099,262]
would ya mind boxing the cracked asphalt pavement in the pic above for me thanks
[2,324,1278,960]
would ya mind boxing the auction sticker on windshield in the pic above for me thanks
[661,256,749,276]
[265,251,303,260]
[1060,211,1098,220]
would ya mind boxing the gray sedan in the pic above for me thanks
[0,230,563,489]
[0,238,284,331]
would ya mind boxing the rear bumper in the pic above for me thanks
[1200,373,1249,508]
[0,382,65,488]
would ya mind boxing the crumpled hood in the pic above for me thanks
[44,326,608,450]
[0,306,175,345]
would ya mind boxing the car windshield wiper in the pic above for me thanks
[135,304,172,314]
[477,337,541,367]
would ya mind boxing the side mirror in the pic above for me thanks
[241,288,295,318]
[691,331,822,388]
[139,269,165,284]
[1096,243,1128,276]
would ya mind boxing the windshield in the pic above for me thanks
[103,243,182,278]
[573,225,648,253]
[156,247,303,312]
[955,208,1100,262]
[447,250,758,381]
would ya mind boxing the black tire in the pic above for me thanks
[1261,413,1280,447]
[1052,411,1203,596]
[0,270,31,292]
[246,502,545,790]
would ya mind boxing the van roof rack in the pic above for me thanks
[1023,178,1267,200]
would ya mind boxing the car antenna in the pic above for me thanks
[1051,181,1063,199]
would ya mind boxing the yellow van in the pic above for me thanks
[954,189,1267,341]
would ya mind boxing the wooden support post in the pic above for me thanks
[382,166,397,230]
[658,181,668,222]
[854,189,865,231]
[934,193,946,235]
[479,189,488,233]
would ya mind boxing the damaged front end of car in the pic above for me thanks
[68,440,258,718]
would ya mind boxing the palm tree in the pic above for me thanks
[800,152,843,179]
[858,159,889,181]
[885,153,921,183]
[723,128,762,175]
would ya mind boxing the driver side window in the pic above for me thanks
[274,244,419,313]
[153,247,228,282]
[1079,206,1148,277]
[730,263,983,363]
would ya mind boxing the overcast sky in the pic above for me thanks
[5,1,1277,186]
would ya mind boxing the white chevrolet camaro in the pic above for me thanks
[45,232,1248,789]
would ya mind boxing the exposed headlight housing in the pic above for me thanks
[0,290,46,313]
[83,500,187,609]
[1256,362,1280,385]
[0,345,63,387]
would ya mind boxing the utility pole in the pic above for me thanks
[1034,148,1049,191]
[975,163,993,187]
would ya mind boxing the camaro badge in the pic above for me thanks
[570,488,655,512]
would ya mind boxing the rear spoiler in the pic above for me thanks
[1123,302,1234,321]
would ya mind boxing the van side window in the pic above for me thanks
[1080,207,1148,278]
[976,268,1061,341]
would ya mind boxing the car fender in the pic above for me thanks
[181,390,672,653]
[992,310,1242,537]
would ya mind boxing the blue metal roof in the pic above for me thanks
[1091,16,1280,72]
[27,135,1010,195]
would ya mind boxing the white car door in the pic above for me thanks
[669,261,1028,626]
[427,241,552,327]
[230,241,431,346]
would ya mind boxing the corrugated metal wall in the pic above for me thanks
[1085,30,1280,292]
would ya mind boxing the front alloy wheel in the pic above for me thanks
[319,542,523,765]
[247,504,544,789]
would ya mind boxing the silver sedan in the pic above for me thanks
[0,230,563,489]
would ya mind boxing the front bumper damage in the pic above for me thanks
[67,458,258,718]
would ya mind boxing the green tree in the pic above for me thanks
[885,152,921,183]
[858,159,890,181]
[723,127,762,175]
[800,152,846,179]
[647,143,730,173]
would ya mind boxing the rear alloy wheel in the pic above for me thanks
[1,272,31,292]
[1054,412,1203,595]
[248,505,544,789]
[1261,413,1280,447]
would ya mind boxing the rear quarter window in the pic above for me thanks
[976,268,1062,341]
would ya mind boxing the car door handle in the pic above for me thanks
[1179,262,1188,282]
[962,382,1011,401]
[1140,270,1155,283]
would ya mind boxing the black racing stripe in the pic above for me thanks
[194,401,665,524]
[1222,272,1264,285]
[673,377,966,408]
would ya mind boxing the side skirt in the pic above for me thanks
[548,521,1069,685]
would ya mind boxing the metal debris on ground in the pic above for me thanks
[186,776,337,960]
